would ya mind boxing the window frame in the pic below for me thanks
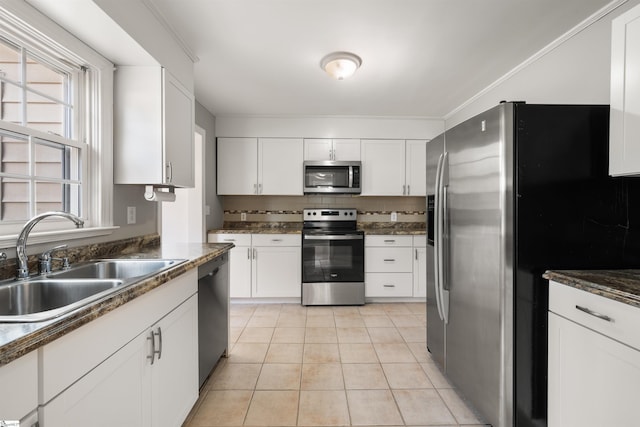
[0,1,116,249]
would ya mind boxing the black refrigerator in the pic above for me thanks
[426,102,640,427]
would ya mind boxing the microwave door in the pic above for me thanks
[306,166,349,188]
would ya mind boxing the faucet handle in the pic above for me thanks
[39,244,69,275]
[40,244,68,260]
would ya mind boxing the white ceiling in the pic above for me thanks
[31,0,618,118]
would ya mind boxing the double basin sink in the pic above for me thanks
[0,258,186,323]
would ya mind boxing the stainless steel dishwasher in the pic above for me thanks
[198,253,229,388]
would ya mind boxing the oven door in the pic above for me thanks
[302,231,364,283]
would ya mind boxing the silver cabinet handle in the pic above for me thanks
[258,183,263,194]
[166,162,173,183]
[272,238,283,242]
[407,185,410,195]
[147,329,155,364]
[247,248,251,259]
[147,328,162,364]
[415,249,418,260]
[253,183,257,194]
[575,305,614,322]
[384,239,396,243]
[383,284,396,288]
[156,327,163,360]
[223,238,236,242]
[383,259,396,262]
[253,248,257,259]
[402,185,406,195]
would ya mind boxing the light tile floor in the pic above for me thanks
[183,302,488,427]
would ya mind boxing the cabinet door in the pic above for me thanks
[405,140,427,196]
[548,312,640,427]
[253,246,301,297]
[151,295,199,427]
[304,138,332,160]
[217,137,258,195]
[610,5,640,176]
[163,71,195,187]
[0,351,37,422]
[42,332,149,427]
[361,139,405,195]
[259,138,303,195]
[229,245,252,298]
[413,247,427,297]
[334,139,361,160]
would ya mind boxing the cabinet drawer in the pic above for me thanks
[252,233,300,246]
[366,247,413,272]
[549,281,640,351]
[413,235,427,247]
[208,233,252,246]
[365,235,412,247]
[366,273,413,297]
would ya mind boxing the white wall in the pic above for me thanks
[445,0,640,128]
[216,116,444,140]
[195,101,223,231]
[92,0,194,89]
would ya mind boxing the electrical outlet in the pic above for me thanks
[241,212,247,221]
[127,206,136,224]
[390,211,398,222]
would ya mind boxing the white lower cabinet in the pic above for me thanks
[208,233,301,298]
[548,281,640,427]
[252,234,301,298]
[208,233,252,298]
[365,235,413,297]
[412,236,427,298]
[41,330,149,426]
[0,350,38,425]
[40,270,198,427]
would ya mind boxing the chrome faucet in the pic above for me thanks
[16,211,84,279]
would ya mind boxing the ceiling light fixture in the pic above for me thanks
[320,52,362,80]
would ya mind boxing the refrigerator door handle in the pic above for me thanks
[438,152,450,324]
[433,152,445,322]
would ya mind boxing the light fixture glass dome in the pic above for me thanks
[320,52,362,80]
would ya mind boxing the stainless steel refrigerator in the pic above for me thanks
[426,102,640,427]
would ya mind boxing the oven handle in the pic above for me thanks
[303,234,364,240]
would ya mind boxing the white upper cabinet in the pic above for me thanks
[361,139,406,195]
[304,138,361,161]
[114,66,195,187]
[217,137,303,195]
[610,4,640,176]
[259,138,303,195]
[217,137,258,195]
[405,140,427,196]
[361,139,427,196]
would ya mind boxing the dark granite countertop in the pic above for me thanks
[543,269,640,309]
[0,242,233,366]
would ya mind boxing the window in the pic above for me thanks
[0,2,114,243]
[0,36,84,222]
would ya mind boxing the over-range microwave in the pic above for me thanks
[303,160,361,194]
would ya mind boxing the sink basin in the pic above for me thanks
[0,278,124,323]
[0,258,186,323]
[53,259,185,281]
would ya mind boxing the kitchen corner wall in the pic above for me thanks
[196,101,224,231]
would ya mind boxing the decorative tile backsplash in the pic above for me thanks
[221,195,426,226]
